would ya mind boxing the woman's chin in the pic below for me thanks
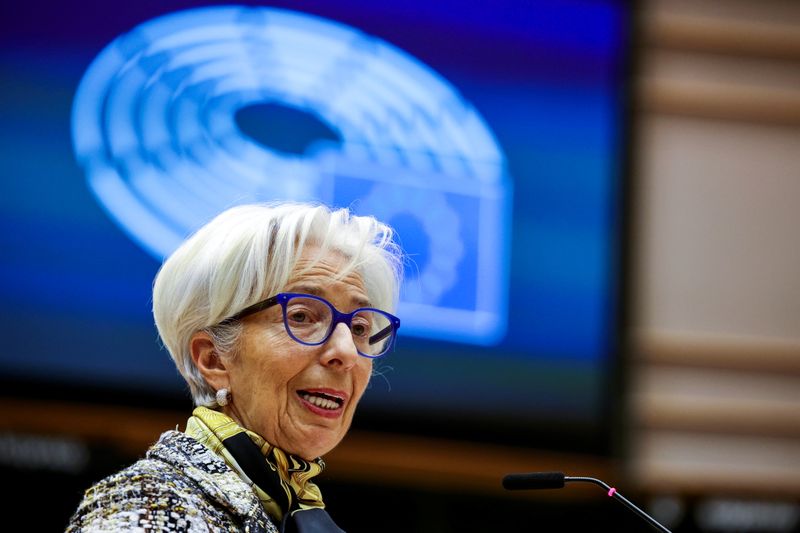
[290,425,345,459]
[280,400,351,457]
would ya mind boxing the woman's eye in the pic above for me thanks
[287,307,318,324]
[288,311,307,323]
[351,321,369,337]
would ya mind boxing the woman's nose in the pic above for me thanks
[320,322,359,369]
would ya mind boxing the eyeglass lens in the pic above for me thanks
[283,296,393,356]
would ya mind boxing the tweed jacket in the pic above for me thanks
[66,430,279,532]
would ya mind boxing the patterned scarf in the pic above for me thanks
[185,407,343,532]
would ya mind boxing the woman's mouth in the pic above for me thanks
[297,389,346,418]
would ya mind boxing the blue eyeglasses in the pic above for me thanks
[224,293,400,358]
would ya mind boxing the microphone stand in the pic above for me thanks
[564,476,671,533]
[502,471,672,533]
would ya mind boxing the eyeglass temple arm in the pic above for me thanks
[226,295,280,322]
[369,316,402,345]
[368,326,393,345]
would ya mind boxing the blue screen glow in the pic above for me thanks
[70,5,513,344]
[0,0,629,446]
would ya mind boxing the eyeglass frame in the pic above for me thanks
[220,292,401,358]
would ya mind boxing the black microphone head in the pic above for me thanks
[502,471,566,490]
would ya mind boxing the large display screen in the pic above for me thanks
[1,0,631,452]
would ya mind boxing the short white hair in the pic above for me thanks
[152,202,403,406]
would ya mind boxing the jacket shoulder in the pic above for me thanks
[66,431,278,533]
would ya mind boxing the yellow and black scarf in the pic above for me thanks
[185,407,345,533]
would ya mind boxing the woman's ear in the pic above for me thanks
[190,330,229,391]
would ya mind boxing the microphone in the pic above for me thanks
[502,471,565,490]
[502,471,672,533]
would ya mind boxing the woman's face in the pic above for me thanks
[222,247,373,459]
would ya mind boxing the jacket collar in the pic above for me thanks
[146,430,267,521]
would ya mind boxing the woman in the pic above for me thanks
[67,202,403,532]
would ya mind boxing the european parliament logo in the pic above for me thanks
[71,6,513,345]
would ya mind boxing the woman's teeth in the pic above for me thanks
[301,393,340,410]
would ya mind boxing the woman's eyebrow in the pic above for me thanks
[352,295,371,308]
[287,284,371,308]
[288,284,323,297]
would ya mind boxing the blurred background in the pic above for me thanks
[1,0,798,531]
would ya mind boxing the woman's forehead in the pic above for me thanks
[285,247,369,306]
